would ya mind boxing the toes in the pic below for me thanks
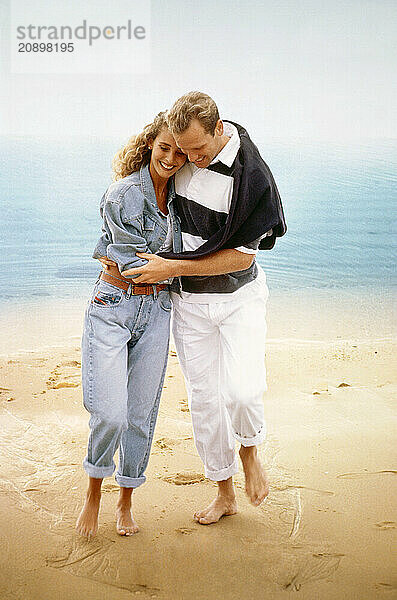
[249,488,269,506]
[197,515,213,525]
[194,512,211,524]
[117,524,139,536]
[77,524,95,538]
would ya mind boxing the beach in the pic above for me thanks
[0,289,395,599]
[1,0,396,596]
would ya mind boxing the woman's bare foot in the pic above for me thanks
[239,445,269,506]
[116,487,139,536]
[194,477,237,525]
[115,506,139,536]
[76,477,103,538]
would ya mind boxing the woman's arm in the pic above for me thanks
[99,197,149,275]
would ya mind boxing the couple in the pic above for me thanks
[76,91,286,538]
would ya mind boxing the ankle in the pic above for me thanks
[116,500,131,511]
[86,489,101,503]
[239,445,257,459]
[117,492,132,510]
[217,487,236,502]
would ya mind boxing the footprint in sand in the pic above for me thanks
[375,521,396,530]
[312,388,331,396]
[175,527,196,534]
[61,360,81,368]
[154,437,180,454]
[179,398,189,412]
[162,472,206,485]
[375,582,397,592]
[102,483,119,493]
[46,362,81,390]
[50,382,79,389]
[312,382,352,396]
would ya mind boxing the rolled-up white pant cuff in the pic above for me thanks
[235,424,267,447]
[204,457,239,482]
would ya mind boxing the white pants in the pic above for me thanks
[171,280,268,481]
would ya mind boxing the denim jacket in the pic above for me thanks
[93,164,175,275]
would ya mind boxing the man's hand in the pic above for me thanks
[98,256,117,270]
[121,253,176,283]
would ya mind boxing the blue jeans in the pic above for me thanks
[81,278,171,488]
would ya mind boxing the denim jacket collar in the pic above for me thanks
[139,163,157,208]
[139,162,176,211]
[167,177,175,207]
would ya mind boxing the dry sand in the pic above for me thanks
[0,290,396,599]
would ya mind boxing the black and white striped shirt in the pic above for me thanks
[173,122,270,302]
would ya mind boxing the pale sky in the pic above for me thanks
[0,0,396,140]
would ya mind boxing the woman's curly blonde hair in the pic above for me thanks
[112,111,168,181]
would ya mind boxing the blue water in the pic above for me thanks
[0,135,396,303]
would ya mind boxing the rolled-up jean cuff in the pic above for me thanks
[235,424,267,447]
[204,457,239,482]
[83,458,115,479]
[115,473,146,489]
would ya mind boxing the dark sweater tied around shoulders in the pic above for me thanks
[158,121,287,260]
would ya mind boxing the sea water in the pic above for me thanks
[0,135,396,305]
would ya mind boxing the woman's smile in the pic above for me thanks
[159,160,176,171]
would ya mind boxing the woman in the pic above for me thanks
[76,112,186,538]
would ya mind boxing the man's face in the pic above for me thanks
[173,118,224,169]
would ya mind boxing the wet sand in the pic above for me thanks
[0,290,396,599]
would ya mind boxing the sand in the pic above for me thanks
[0,289,396,599]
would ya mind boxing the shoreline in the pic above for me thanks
[0,286,395,357]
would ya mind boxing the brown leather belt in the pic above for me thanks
[100,265,167,295]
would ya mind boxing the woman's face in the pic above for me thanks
[150,127,187,180]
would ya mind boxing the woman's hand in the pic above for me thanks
[98,256,117,270]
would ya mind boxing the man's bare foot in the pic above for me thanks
[116,487,139,536]
[239,445,269,506]
[194,495,237,525]
[76,492,101,538]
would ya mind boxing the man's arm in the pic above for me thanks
[120,249,254,283]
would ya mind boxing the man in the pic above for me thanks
[120,92,286,524]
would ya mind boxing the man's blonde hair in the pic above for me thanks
[166,91,220,136]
